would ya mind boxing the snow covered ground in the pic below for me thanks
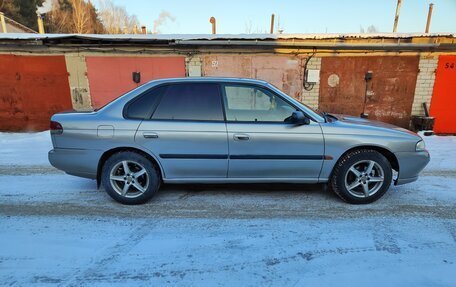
[0,131,455,286]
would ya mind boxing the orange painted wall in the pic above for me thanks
[0,55,72,131]
[85,56,186,108]
[430,55,456,134]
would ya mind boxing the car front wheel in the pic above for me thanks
[102,151,160,205]
[330,149,392,204]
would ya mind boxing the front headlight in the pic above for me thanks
[416,140,426,151]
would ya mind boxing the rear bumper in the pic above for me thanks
[48,148,102,179]
[394,150,430,185]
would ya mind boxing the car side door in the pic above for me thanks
[222,83,324,180]
[134,82,228,179]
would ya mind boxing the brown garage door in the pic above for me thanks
[203,55,304,100]
[0,55,72,131]
[319,56,419,128]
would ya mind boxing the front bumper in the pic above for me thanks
[49,148,102,179]
[394,150,430,185]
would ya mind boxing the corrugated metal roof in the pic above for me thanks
[0,32,454,42]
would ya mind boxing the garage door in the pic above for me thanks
[202,55,304,100]
[86,56,186,109]
[0,55,72,131]
[430,55,456,134]
[319,56,419,128]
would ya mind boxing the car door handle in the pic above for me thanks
[233,134,250,141]
[143,132,159,139]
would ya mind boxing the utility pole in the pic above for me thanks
[425,3,434,33]
[393,0,402,32]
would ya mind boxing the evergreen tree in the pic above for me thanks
[0,0,44,31]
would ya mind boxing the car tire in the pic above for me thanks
[101,151,160,205]
[330,149,392,204]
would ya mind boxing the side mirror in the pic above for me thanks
[291,111,310,125]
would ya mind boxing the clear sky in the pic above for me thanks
[95,0,456,34]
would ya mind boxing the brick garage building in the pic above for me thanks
[0,33,455,132]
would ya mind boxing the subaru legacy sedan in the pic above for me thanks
[49,77,430,205]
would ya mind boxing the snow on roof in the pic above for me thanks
[0,32,454,42]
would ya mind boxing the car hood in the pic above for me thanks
[333,114,417,135]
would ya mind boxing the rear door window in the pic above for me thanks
[125,86,166,119]
[152,83,224,121]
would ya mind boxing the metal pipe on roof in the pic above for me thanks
[425,3,434,33]
[210,17,216,34]
[393,0,402,32]
[37,15,45,34]
[270,14,275,34]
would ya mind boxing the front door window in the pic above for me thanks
[223,85,296,122]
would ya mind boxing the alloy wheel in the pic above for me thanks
[109,160,149,198]
[344,160,385,198]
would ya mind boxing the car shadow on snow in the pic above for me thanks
[156,182,338,202]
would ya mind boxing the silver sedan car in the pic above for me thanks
[49,77,430,204]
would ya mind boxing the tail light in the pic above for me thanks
[50,121,63,135]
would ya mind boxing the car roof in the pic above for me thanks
[147,77,270,86]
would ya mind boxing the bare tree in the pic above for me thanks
[244,20,253,34]
[244,19,267,34]
[46,1,74,33]
[360,24,379,33]
[42,0,103,34]
[71,0,89,33]
[367,25,379,33]
[98,0,139,33]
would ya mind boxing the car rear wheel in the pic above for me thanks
[330,149,392,204]
[102,151,160,205]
